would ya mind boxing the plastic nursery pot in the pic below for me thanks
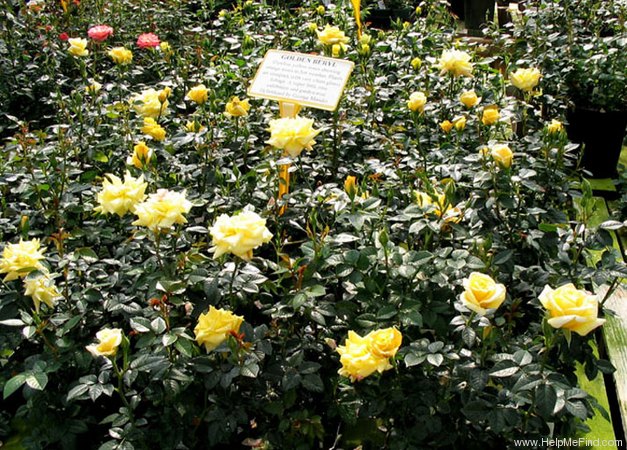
[463,0,495,36]
[566,106,627,179]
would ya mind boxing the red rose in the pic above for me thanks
[137,32,160,49]
[87,25,113,41]
[59,32,69,41]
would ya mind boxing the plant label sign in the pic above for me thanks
[248,50,354,111]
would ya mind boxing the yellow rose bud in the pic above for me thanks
[459,90,479,108]
[539,284,606,336]
[94,172,147,217]
[131,88,168,118]
[460,272,507,315]
[23,274,61,313]
[365,327,402,359]
[225,96,251,118]
[344,175,357,198]
[440,120,454,133]
[434,194,462,223]
[453,115,466,131]
[437,49,473,77]
[510,67,541,92]
[158,87,171,104]
[194,306,244,352]
[337,331,392,382]
[316,5,325,14]
[141,117,166,141]
[332,44,342,57]
[359,43,370,55]
[127,141,153,168]
[403,21,411,29]
[317,25,349,46]
[359,34,372,45]
[415,6,422,14]
[159,41,171,53]
[407,91,427,113]
[547,119,564,134]
[85,80,102,95]
[266,116,321,158]
[186,84,209,105]
[491,144,513,168]
[68,37,89,57]
[185,121,205,133]
[132,189,193,232]
[306,22,318,32]
[411,57,422,70]
[209,209,273,261]
[86,328,123,357]
[0,239,46,282]
[108,46,133,65]
[481,105,500,126]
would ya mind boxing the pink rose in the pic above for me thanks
[137,33,160,49]
[59,32,69,41]
[87,25,113,41]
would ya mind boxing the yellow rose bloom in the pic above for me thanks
[86,328,123,357]
[209,210,273,261]
[440,120,453,133]
[337,331,392,382]
[547,119,564,134]
[316,5,325,14]
[127,141,153,169]
[266,116,321,158]
[434,194,462,223]
[159,41,171,53]
[460,90,479,108]
[316,25,349,46]
[460,272,507,315]
[132,189,193,232]
[331,43,344,57]
[141,117,166,141]
[0,239,46,282]
[510,67,541,92]
[23,274,61,313]
[437,49,473,77]
[365,327,402,359]
[224,97,251,118]
[131,88,168,118]
[85,80,102,95]
[108,46,133,65]
[68,37,89,57]
[491,144,513,169]
[411,57,422,70]
[306,22,318,32]
[185,120,205,133]
[94,172,147,217]
[344,175,357,198]
[481,105,500,126]
[186,84,209,105]
[407,91,427,113]
[194,306,244,352]
[453,115,467,131]
[539,284,606,336]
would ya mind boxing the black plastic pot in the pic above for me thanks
[566,107,627,178]
[366,9,413,29]
[463,0,495,35]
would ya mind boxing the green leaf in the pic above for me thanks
[3,373,27,399]
[535,384,557,418]
[25,372,48,391]
[301,374,324,393]
[240,363,259,378]
[427,353,444,367]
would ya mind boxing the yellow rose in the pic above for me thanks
[365,327,402,358]
[68,37,89,57]
[85,80,102,95]
[0,239,46,282]
[407,91,427,113]
[453,115,466,131]
[337,331,392,382]
[131,88,168,118]
[194,306,244,352]
[434,194,462,223]
[411,57,422,70]
[132,189,193,232]
[94,172,147,217]
[185,120,205,133]
[141,117,166,141]
[316,5,325,14]
[539,284,606,336]
[209,210,273,261]
[481,105,500,126]
[359,43,370,55]
[510,67,541,92]
[224,97,251,118]
[547,119,564,134]
[437,49,473,77]
[491,144,513,169]
[360,34,372,45]
[86,328,123,357]
[186,84,209,105]
[414,191,433,208]
[460,90,479,108]
[440,120,453,133]
[159,41,171,53]
[344,175,357,198]
[266,116,321,158]
[316,25,349,46]
[158,87,171,104]
[127,141,153,169]
[108,46,133,65]
[460,272,507,315]
[306,22,318,32]
[23,274,61,313]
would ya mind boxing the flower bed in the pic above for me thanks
[0,1,625,448]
